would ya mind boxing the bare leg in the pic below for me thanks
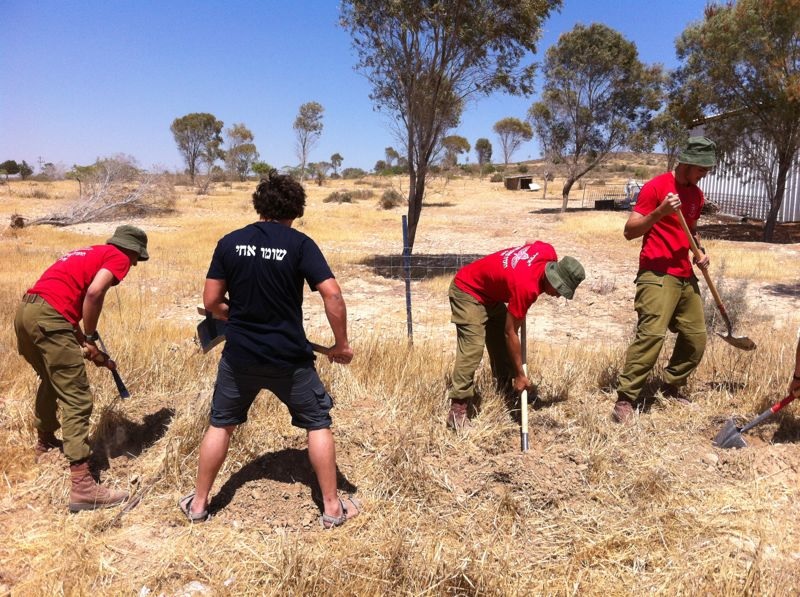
[307,428,340,517]
[192,424,235,515]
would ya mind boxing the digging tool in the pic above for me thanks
[94,332,130,399]
[520,318,529,452]
[195,306,330,356]
[713,389,800,449]
[675,206,756,351]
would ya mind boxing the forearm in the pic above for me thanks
[203,279,229,320]
[204,298,229,320]
[323,293,349,347]
[504,319,524,377]
[81,291,105,334]
[624,211,662,240]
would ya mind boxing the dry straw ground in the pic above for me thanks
[1,168,800,596]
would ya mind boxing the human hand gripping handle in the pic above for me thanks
[322,342,354,365]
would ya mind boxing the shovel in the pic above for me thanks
[713,390,799,449]
[195,306,329,355]
[520,318,529,452]
[676,208,756,351]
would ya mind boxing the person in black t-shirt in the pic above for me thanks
[180,171,361,528]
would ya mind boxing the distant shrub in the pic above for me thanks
[517,164,529,174]
[484,164,497,174]
[490,173,504,183]
[633,166,650,179]
[341,167,367,179]
[350,189,374,199]
[323,191,353,203]
[379,188,404,209]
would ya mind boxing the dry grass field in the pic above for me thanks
[1,168,800,596]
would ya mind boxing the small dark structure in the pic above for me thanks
[504,174,535,191]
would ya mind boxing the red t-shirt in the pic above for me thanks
[454,241,557,319]
[634,171,704,278]
[28,244,131,325]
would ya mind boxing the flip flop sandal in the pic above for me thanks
[320,495,363,529]
[179,492,210,523]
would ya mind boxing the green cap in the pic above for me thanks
[678,136,716,168]
[545,256,585,300]
[106,225,149,261]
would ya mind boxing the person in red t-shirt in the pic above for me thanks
[612,137,716,423]
[14,225,149,512]
[446,242,585,429]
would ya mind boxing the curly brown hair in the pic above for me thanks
[252,170,306,220]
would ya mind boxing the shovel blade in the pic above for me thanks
[712,419,748,449]
[197,318,227,353]
[716,331,756,351]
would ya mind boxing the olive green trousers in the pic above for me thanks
[14,297,93,462]
[616,271,707,403]
[448,281,514,400]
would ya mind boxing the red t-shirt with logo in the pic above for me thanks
[634,171,704,278]
[28,244,131,325]
[454,242,556,319]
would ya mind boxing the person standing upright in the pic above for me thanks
[613,137,716,423]
[181,171,361,528]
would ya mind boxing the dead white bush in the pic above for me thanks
[16,154,175,227]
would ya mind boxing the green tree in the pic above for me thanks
[341,0,560,252]
[224,123,259,181]
[293,101,324,182]
[19,160,33,180]
[493,118,532,166]
[170,113,224,183]
[528,23,661,212]
[0,160,19,181]
[251,161,274,178]
[650,101,688,172]
[441,135,471,168]
[330,153,344,176]
[374,159,387,173]
[65,164,97,197]
[385,146,400,167]
[474,138,493,179]
[674,0,800,242]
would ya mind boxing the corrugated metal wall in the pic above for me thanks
[690,127,800,222]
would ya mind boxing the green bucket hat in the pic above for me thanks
[545,256,585,300]
[678,136,717,168]
[106,225,149,261]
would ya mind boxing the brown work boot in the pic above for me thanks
[35,430,63,463]
[68,460,128,513]
[660,383,692,406]
[446,399,471,431]
[611,399,635,424]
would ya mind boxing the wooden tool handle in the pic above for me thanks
[675,209,726,311]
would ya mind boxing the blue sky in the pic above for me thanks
[1,1,709,174]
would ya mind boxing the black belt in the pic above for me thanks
[22,293,45,304]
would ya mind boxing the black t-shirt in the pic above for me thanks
[206,221,334,367]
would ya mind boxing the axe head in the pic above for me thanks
[197,317,227,353]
